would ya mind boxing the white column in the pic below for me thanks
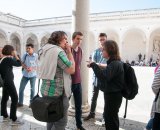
[70,0,90,115]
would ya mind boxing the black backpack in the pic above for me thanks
[122,63,138,100]
[122,63,139,118]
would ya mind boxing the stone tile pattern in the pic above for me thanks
[0,105,146,130]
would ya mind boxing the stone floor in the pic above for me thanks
[0,67,154,130]
[0,102,147,130]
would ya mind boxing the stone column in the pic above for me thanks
[70,0,90,115]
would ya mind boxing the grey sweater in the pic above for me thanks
[38,44,72,98]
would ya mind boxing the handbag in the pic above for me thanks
[30,79,64,122]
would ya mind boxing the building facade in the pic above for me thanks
[0,8,160,63]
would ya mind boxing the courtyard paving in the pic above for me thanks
[0,66,155,130]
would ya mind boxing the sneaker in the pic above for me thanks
[83,113,95,121]
[17,103,23,107]
[11,119,24,126]
[101,119,105,127]
[77,126,86,130]
[3,117,10,122]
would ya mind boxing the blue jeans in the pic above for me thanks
[18,76,36,104]
[146,118,153,130]
[71,83,82,128]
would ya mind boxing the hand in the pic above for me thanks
[12,51,17,57]
[27,67,33,72]
[65,43,71,54]
[86,61,94,68]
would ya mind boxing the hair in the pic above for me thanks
[104,40,121,60]
[48,31,67,45]
[72,32,83,39]
[2,45,14,55]
[26,43,34,48]
[99,33,107,38]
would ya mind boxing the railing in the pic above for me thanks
[0,8,160,27]
[24,8,160,27]
[0,12,26,26]
[24,16,71,27]
[90,8,160,21]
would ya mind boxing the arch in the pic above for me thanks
[40,33,51,47]
[10,33,21,55]
[0,29,7,39]
[122,28,146,62]
[103,29,120,44]
[0,29,7,47]
[25,33,38,52]
[149,27,160,62]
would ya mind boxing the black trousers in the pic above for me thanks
[1,80,18,121]
[71,83,82,128]
[104,92,122,130]
[90,86,100,114]
[153,112,160,130]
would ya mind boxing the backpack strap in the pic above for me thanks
[0,56,7,64]
[123,99,128,119]
[22,54,27,64]
[155,88,160,102]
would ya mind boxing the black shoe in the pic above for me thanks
[84,113,95,121]
[77,126,86,130]
[17,103,23,107]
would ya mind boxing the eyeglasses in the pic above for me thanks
[99,39,106,41]
[26,47,32,50]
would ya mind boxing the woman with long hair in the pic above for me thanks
[38,31,75,130]
[87,40,124,130]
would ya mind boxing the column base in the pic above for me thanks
[68,104,90,117]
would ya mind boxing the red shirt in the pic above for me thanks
[71,47,82,84]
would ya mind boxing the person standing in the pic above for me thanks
[71,32,86,130]
[38,31,75,130]
[17,43,38,107]
[87,40,124,130]
[152,66,160,130]
[0,45,23,125]
[0,47,3,60]
[84,33,107,121]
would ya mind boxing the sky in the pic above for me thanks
[0,0,160,20]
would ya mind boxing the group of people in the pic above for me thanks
[0,30,160,130]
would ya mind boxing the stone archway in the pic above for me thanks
[10,34,21,55]
[40,33,50,47]
[41,36,48,47]
[0,29,7,47]
[26,34,38,53]
[149,28,160,62]
[105,30,119,44]
[122,29,146,62]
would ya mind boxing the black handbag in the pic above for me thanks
[30,79,64,122]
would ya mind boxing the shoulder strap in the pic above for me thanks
[0,56,7,64]
[23,54,27,64]
[37,79,41,95]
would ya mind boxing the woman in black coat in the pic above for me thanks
[0,45,22,125]
[87,40,124,130]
